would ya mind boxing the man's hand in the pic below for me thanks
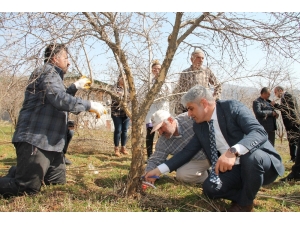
[89,101,107,119]
[270,100,276,106]
[215,150,236,175]
[273,111,279,118]
[74,75,92,90]
[144,168,161,184]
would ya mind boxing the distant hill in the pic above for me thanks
[216,83,259,110]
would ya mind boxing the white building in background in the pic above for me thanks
[78,110,114,132]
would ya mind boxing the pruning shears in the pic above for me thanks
[141,175,160,189]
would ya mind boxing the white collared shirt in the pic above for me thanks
[158,107,249,174]
[210,107,249,165]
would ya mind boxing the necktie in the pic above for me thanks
[208,119,221,185]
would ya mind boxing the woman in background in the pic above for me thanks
[111,76,130,157]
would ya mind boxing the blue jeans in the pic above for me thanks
[112,115,130,147]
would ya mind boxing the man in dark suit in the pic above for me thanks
[271,86,299,162]
[271,86,300,181]
[253,87,278,146]
[145,85,284,212]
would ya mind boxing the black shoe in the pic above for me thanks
[4,166,17,178]
[65,157,72,165]
[289,158,296,163]
[280,172,300,182]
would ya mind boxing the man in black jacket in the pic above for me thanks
[271,86,300,181]
[271,86,299,162]
[253,87,278,146]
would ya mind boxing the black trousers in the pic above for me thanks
[146,127,155,158]
[267,131,276,147]
[286,127,299,160]
[63,129,74,155]
[291,138,300,175]
[0,142,66,197]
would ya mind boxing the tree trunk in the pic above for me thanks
[125,118,146,196]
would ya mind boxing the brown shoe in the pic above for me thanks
[114,147,121,157]
[226,203,254,212]
[120,146,129,155]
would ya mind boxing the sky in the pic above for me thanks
[74,12,300,91]
[2,3,299,91]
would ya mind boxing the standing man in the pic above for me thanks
[271,86,300,163]
[145,110,210,184]
[173,49,221,115]
[146,85,284,212]
[142,60,171,159]
[253,87,278,146]
[0,43,106,197]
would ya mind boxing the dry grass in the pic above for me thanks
[0,121,299,212]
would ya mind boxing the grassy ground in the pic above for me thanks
[0,120,299,212]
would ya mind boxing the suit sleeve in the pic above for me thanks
[252,100,273,117]
[231,102,268,152]
[164,134,203,172]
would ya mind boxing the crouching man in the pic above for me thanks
[145,110,210,184]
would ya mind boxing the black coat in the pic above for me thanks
[252,97,277,132]
[274,92,300,131]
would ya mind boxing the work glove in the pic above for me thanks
[74,75,92,90]
[89,101,107,119]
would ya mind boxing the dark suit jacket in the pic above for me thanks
[274,92,299,131]
[252,97,277,132]
[165,100,284,176]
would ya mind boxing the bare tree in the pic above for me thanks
[0,72,28,128]
[1,12,300,197]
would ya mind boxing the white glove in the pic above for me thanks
[89,101,107,119]
[74,76,91,90]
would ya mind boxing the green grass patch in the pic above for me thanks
[0,121,299,212]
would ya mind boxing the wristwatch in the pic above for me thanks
[229,147,239,157]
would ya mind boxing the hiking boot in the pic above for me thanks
[120,146,129,155]
[114,147,121,157]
